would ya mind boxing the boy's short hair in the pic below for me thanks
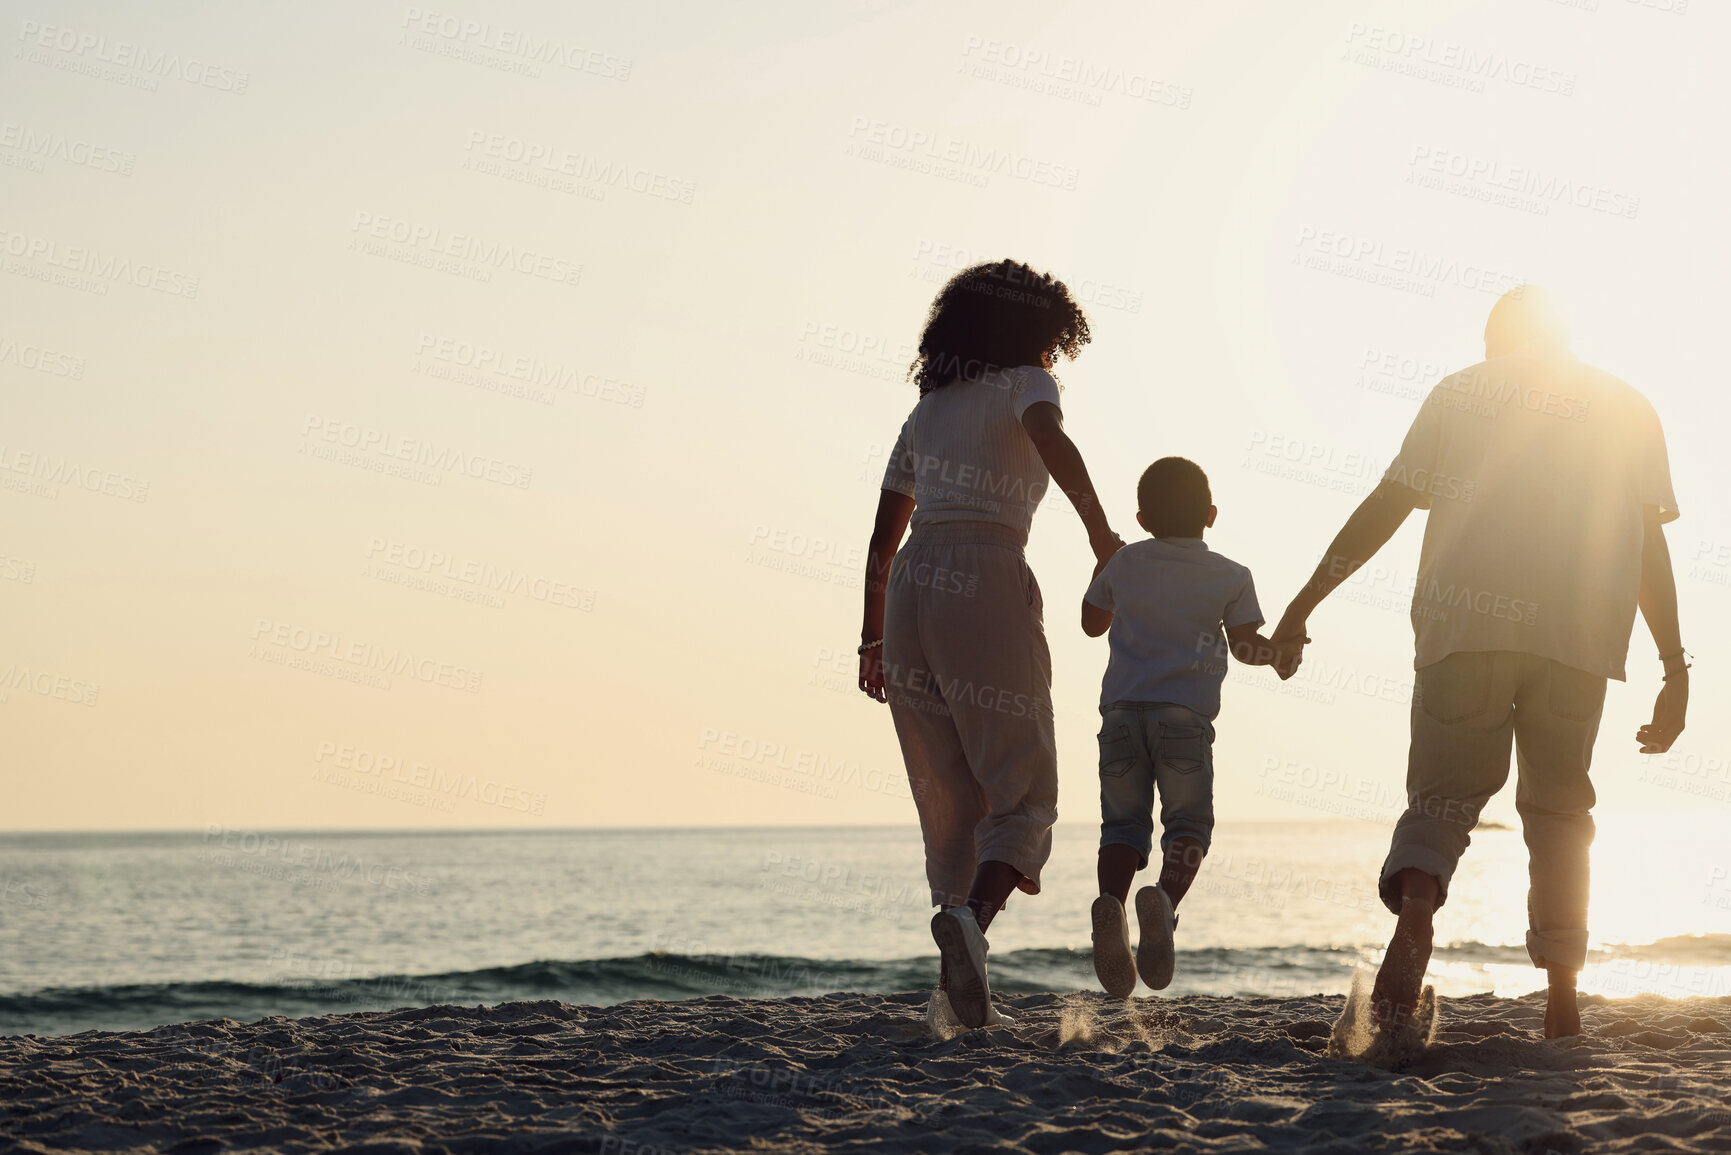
[1137,457,1211,538]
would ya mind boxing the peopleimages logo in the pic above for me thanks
[399,8,632,79]
[364,537,596,610]
[0,227,200,298]
[957,36,1192,109]
[696,728,913,800]
[1356,347,1447,402]
[845,116,1081,191]
[0,445,149,502]
[0,663,99,706]
[250,618,484,694]
[1293,227,1523,298]
[1342,22,1576,96]
[15,20,251,93]
[0,555,36,584]
[348,211,582,287]
[1414,578,1538,625]
[301,416,534,489]
[414,334,646,407]
[0,122,135,174]
[201,826,432,895]
[1407,146,1640,220]
[463,131,695,203]
[0,335,85,378]
[314,741,547,814]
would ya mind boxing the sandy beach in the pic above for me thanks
[4,989,1730,1153]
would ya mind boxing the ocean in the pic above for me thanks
[4,820,1730,1037]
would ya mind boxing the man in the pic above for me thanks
[1273,287,1687,1038]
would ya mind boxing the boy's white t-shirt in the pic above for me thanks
[1084,538,1263,718]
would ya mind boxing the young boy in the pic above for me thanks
[1081,456,1301,997]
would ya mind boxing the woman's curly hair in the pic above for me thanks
[908,260,1092,394]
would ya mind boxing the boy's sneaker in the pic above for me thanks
[1135,885,1178,990]
[1090,895,1137,998]
[931,906,992,1028]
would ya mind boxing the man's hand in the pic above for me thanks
[1637,672,1687,753]
[1635,510,1685,754]
[858,646,888,704]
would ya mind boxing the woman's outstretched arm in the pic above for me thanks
[859,489,915,702]
[1020,401,1122,565]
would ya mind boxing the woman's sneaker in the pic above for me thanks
[930,906,992,1028]
[1090,895,1137,997]
[1135,885,1177,990]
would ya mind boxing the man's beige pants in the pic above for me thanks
[884,523,1058,908]
[1382,649,1608,970]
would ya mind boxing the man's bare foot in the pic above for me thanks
[1544,968,1580,1038]
[1371,897,1434,1032]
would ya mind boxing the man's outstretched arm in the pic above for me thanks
[1273,480,1423,644]
[1636,505,1687,753]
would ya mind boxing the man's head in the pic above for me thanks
[1485,285,1570,359]
[1136,456,1216,539]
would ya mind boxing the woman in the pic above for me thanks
[858,260,1121,1028]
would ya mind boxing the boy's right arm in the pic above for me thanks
[1636,505,1687,753]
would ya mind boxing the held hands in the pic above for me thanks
[1637,670,1687,753]
[1268,611,1312,682]
[1228,624,1307,680]
[1091,531,1126,577]
[1269,636,1307,681]
[1252,634,1306,680]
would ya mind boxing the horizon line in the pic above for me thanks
[0,818,1404,837]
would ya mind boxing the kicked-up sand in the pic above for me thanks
[3,988,1730,1153]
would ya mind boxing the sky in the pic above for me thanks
[2,0,1725,831]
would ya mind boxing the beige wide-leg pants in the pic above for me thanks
[883,522,1058,908]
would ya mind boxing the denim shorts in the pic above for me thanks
[1097,701,1216,868]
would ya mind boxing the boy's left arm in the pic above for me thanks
[1081,551,1116,637]
[1082,601,1113,637]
